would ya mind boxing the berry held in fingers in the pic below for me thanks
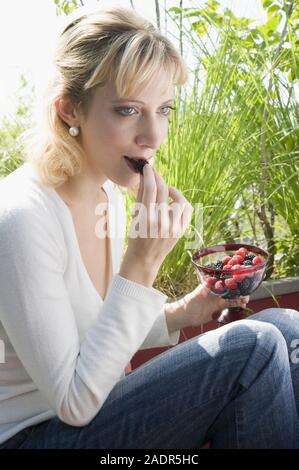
[124,156,149,174]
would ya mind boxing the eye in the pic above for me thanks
[116,107,136,116]
[115,105,176,118]
[160,106,176,116]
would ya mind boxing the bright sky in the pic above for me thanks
[0,0,267,121]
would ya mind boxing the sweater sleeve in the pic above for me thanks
[139,305,181,349]
[114,186,181,350]
[0,204,168,427]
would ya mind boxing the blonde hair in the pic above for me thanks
[22,4,189,190]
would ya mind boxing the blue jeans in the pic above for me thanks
[1,308,299,449]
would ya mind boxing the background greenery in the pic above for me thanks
[1,0,298,299]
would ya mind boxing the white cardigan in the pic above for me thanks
[0,162,180,444]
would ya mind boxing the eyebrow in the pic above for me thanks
[112,98,175,104]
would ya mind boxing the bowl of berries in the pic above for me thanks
[191,243,270,325]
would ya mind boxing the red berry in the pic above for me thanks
[228,257,240,266]
[244,266,255,277]
[231,264,243,270]
[252,256,263,265]
[214,281,225,292]
[223,264,232,271]
[235,248,248,257]
[233,255,244,264]
[224,278,238,289]
[222,256,232,265]
[204,276,218,286]
[232,273,247,282]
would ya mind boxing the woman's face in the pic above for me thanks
[78,72,175,189]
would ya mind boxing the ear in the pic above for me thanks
[54,96,81,127]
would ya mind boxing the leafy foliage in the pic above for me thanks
[53,0,84,16]
[163,0,299,294]
[0,74,35,178]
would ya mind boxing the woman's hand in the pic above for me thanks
[120,164,193,287]
[179,283,250,328]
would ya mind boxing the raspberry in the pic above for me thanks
[222,256,232,265]
[244,266,255,277]
[232,264,243,271]
[232,255,244,264]
[223,264,232,271]
[235,248,248,257]
[214,281,225,292]
[252,256,264,265]
[204,276,218,286]
[224,278,238,289]
[231,264,243,271]
[233,273,247,282]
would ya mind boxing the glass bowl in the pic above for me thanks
[191,243,270,324]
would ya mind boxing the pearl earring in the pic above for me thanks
[69,126,79,137]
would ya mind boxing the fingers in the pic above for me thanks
[168,186,193,238]
[142,163,157,208]
[143,167,191,212]
[152,168,168,205]
[168,186,187,206]
[168,186,193,219]
[136,174,143,203]
[140,166,193,239]
[181,202,193,234]
[223,296,250,308]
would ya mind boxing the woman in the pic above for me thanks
[0,5,298,449]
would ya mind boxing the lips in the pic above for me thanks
[124,156,149,174]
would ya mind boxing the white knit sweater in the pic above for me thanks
[0,162,180,444]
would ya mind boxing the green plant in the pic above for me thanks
[149,0,299,296]
[0,74,35,178]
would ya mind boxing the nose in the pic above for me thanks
[135,113,167,150]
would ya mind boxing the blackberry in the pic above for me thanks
[239,277,254,295]
[222,289,241,299]
[244,260,253,266]
[205,261,223,270]
[132,158,149,174]
[205,263,216,269]
[204,262,223,279]
[244,254,255,261]
[214,261,224,270]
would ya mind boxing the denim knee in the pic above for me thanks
[251,308,299,322]
[249,308,299,334]
[249,308,299,352]
[219,319,288,359]
[199,319,287,365]
[223,320,289,389]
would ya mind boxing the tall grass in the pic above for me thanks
[138,1,299,297]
